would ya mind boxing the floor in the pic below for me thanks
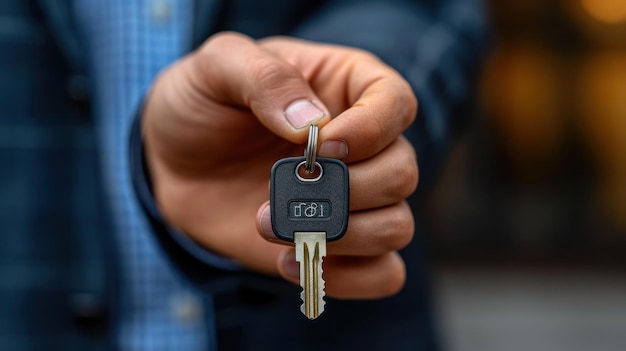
[434,267,626,351]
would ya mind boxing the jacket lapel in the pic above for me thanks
[36,0,86,73]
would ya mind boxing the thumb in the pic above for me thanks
[190,32,329,143]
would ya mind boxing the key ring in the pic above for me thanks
[304,124,318,173]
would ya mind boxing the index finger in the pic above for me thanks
[321,65,417,163]
[260,38,418,163]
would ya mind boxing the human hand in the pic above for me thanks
[142,32,418,299]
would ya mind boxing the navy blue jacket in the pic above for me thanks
[0,1,110,350]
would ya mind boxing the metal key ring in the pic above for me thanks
[304,124,318,173]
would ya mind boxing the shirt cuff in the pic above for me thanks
[128,109,241,277]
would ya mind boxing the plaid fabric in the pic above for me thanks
[75,1,211,350]
[0,1,109,350]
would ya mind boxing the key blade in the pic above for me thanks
[294,232,326,319]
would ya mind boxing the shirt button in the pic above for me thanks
[151,0,171,23]
[171,293,203,324]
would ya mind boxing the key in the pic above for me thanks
[270,156,349,319]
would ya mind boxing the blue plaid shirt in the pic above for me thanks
[75,1,211,350]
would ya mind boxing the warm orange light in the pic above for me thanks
[580,0,626,24]
[479,43,568,182]
[578,52,626,229]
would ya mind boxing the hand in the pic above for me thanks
[142,32,418,299]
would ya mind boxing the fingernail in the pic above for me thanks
[258,206,276,240]
[281,250,300,279]
[318,140,348,160]
[285,100,325,129]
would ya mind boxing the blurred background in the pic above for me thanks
[424,1,626,350]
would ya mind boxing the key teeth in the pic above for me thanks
[294,232,327,320]
[300,265,325,320]
[300,270,326,320]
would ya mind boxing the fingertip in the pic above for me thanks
[277,248,300,283]
[318,139,348,160]
[256,202,279,242]
[382,251,407,297]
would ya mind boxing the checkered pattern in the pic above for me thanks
[74,1,212,350]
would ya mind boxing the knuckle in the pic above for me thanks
[365,112,386,144]
[402,85,418,128]
[248,58,298,90]
[387,149,419,200]
[199,34,231,59]
[374,74,417,133]
[341,46,381,65]
[381,203,415,251]
[392,80,418,130]
[355,49,382,64]
[204,31,248,49]
[378,255,406,296]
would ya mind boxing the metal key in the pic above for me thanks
[294,231,326,319]
[269,125,349,319]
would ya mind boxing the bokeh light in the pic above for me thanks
[481,43,565,180]
[577,51,626,229]
[580,0,626,24]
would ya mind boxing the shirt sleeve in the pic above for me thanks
[128,109,242,274]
